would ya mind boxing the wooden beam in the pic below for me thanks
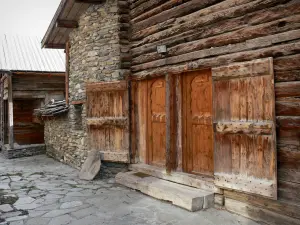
[86,81,127,92]
[56,20,78,28]
[44,43,65,49]
[166,74,177,173]
[7,75,14,149]
[12,72,65,77]
[75,0,105,3]
[65,41,70,105]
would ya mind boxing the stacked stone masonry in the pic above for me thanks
[44,0,129,175]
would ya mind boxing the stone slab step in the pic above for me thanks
[116,171,214,212]
[129,163,222,194]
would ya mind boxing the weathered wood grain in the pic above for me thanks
[132,0,290,41]
[86,81,127,92]
[132,15,300,65]
[275,81,300,98]
[224,191,300,220]
[132,30,300,72]
[132,41,300,79]
[165,74,176,173]
[133,0,220,33]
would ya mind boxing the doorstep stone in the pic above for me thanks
[116,171,214,212]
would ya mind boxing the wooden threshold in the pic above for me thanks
[129,163,222,194]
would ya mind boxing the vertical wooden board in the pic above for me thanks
[247,77,255,121]
[183,70,214,176]
[239,79,248,121]
[176,75,183,171]
[263,75,275,121]
[148,78,166,167]
[166,74,176,172]
[212,58,277,199]
[137,81,148,163]
[214,80,231,122]
[229,79,240,121]
[253,76,264,121]
[231,134,240,174]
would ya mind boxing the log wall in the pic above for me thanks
[12,73,65,145]
[129,0,300,223]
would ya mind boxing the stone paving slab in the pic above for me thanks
[0,155,259,225]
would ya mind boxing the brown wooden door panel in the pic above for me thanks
[183,69,214,176]
[147,78,166,167]
[86,81,129,163]
[212,58,277,199]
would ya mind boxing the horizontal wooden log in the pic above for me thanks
[75,0,105,3]
[130,0,168,18]
[13,91,46,99]
[275,70,300,82]
[132,29,300,72]
[86,117,128,127]
[132,0,254,40]
[224,190,300,220]
[215,173,276,199]
[276,116,300,130]
[133,0,221,32]
[132,41,300,79]
[129,0,148,10]
[212,58,273,80]
[276,99,300,116]
[274,54,300,71]
[276,124,300,151]
[214,121,273,135]
[86,81,127,92]
[133,14,300,65]
[278,180,300,205]
[278,148,300,183]
[132,0,189,23]
[100,151,129,163]
[56,20,78,28]
[132,0,290,41]
[225,198,300,225]
[275,81,300,98]
[44,43,65,49]
[131,0,299,56]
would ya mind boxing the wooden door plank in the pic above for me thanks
[166,74,177,173]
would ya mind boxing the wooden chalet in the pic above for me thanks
[0,34,65,158]
[42,0,300,224]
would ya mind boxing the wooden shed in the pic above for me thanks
[0,34,65,158]
[42,0,300,223]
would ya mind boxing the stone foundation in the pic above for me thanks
[2,144,46,159]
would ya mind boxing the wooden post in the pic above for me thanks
[175,75,183,172]
[0,75,4,148]
[166,74,177,174]
[65,41,70,105]
[7,74,14,149]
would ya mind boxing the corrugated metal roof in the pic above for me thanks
[0,34,65,72]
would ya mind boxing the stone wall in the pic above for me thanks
[44,0,129,175]
[2,144,46,159]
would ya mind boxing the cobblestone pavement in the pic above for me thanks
[0,155,259,225]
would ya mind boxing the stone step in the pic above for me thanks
[116,171,214,212]
[129,163,222,194]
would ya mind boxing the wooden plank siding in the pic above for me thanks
[10,73,65,146]
[129,0,300,222]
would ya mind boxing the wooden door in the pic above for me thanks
[86,81,129,163]
[147,78,166,167]
[183,69,214,176]
[212,58,277,199]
